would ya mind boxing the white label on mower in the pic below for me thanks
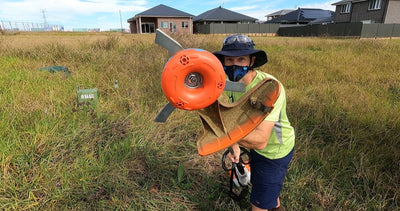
[80,94,95,100]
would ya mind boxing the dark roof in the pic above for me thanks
[127,4,193,21]
[266,9,295,17]
[308,16,334,25]
[265,8,334,24]
[193,6,257,22]
[332,0,367,6]
[332,0,352,5]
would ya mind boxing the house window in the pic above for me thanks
[181,22,188,28]
[141,23,155,33]
[160,21,168,28]
[368,0,382,10]
[340,3,351,13]
[170,22,176,33]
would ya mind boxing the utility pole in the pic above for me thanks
[119,10,123,32]
[41,9,47,30]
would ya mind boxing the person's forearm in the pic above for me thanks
[239,129,268,150]
[238,120,274,150]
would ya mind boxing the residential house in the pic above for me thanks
[265,9,295,21]
[265,8,335,25]
[193,6,257,25]
[332,0,400,24]
[127,4,194,34]
[193,6,258,33]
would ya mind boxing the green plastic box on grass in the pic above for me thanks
[39,66,71,77]
[77,88,99,105]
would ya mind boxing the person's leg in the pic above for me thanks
[249,149,293,210]
[251,203,267,211]
[251,197,280,211]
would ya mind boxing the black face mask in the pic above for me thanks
[224,65,249,82]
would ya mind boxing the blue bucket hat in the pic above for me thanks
[213,34,268,68]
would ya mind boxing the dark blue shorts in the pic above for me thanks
[249,149,294,209]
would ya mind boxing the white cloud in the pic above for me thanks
[228,5,258,11]
[300,1,336,11]
[0,0,147,25]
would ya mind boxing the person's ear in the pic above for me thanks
[250,56,256,67]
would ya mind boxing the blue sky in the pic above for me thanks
[0,0,337,31]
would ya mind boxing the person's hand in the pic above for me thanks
[227,143,240,163]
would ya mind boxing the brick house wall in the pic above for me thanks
[334,6,352,23]
[129,17,156,33]
[128,17,192,34]
[334,0,389,23]
[156,17,192,34]
[352,0,387,23]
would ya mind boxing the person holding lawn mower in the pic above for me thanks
[213,34,295,211]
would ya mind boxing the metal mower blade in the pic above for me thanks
[224,81,246,93]
[154,102,176,122]
[155,29,184,54]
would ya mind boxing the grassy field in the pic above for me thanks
[0,31,399,210]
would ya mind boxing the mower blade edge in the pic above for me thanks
[155,29,184,54]
[154,102,176,122]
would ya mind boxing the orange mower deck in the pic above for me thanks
[196,78,280,156]
[161,49,226,111]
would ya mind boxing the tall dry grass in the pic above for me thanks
[0,32,399,210]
